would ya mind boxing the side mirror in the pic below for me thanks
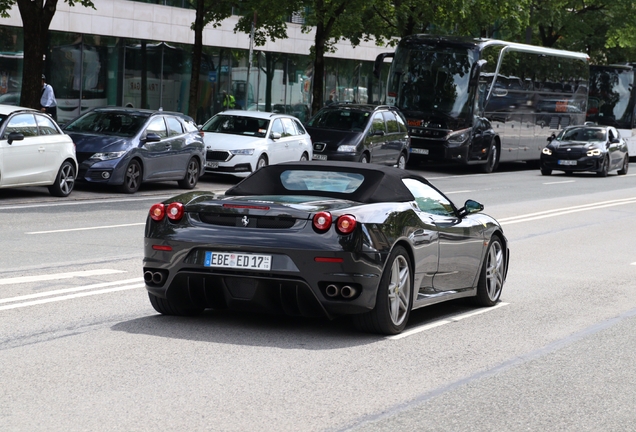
[547,133,556,142]
[270,132,282,140]
[610,137,620,144]
[458,199,484,217]
[7,131,24,144]
[142,132,162,143]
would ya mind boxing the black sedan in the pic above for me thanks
[143,161,508,335]
[64,108,206,193]
[540,125,629,177]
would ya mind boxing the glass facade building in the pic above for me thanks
[0,0,389,124]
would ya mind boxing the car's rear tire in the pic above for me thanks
[359,153,369,164]
[353,246,412,335]
[118,159,142,193]
[300,152,309,162]
[48,160,76,197]
[540,168,552,176]
[396,152,407,169]
[473,235,505,307]
[618,154,629,175]
[597,156,609,177]
[178,157,200,189]
[148,293,205,316]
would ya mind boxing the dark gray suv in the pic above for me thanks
[306,104,411,168]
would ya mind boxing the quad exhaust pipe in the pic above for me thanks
[340,285,357,299]
[325,284,358,299]
[325,284,340,297]
[144,270,165,285]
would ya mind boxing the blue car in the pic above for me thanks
[64,108,206,193]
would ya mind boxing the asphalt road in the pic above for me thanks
[1,162,636,431]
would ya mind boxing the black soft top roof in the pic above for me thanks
[225,161,421,203]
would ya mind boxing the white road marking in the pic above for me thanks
[0,278,143,304]
[26,223,145,234]
[0,269,126,285]
[444,190,473,195]
[499,197,636,225]
[543,180,576,185]
[0,196,171,211]
[387,302,509,340]
[0,283,144,311]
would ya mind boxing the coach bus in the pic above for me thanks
[374,35,590,172]
[586,64,636,156]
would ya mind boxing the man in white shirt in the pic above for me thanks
[41,74,57,121]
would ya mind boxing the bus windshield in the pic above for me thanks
[587,66,634,130]
[388,44,475,122]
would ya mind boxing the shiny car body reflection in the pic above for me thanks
[143,161,509,335]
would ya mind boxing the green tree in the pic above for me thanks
[186,0,233,119]
[0,0,95,110]
[522,0,636,62]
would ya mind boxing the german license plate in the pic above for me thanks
[558,160,576,166]
[313,154,327,161]
[411,148,429,155]
[206,161,219,168]
[204,251,271,270]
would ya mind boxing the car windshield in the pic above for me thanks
[64,111,149,137]
[307,109,369,132]
[558,127,606,142]
[280,170,365,193]
[202,115,269,137]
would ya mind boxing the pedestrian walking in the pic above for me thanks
[41,74,57,121]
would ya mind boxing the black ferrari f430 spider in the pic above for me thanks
[143,161,509,335]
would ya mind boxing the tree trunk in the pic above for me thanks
[17,0,57,110]
[265,52,274,111]
[188,0,205,120]
[311,22,327,116]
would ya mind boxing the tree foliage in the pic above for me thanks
[1,0,95,109]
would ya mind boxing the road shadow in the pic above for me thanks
[407,160,539,176]
[111,298,481,350]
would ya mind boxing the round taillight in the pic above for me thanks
[336,214,357,234]
[166,202,184,221]
[149,203,165,221]
[313,211,332,232]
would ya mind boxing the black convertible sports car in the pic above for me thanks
[143,161,509,335]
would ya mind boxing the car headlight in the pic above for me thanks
[90,151,126,161]
[542,147,552,155]
[447,128,470,146]
[230,149,254,155]
[337,145,357,152]
[587,149,602,157]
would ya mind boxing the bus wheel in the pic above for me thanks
[480,143,499,173]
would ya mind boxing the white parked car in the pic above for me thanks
[200,110,312,177]
[0,105,77,196]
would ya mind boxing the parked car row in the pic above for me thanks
[0,105,206,197]
[2,103,627,198]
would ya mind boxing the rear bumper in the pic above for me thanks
[143,239,384,318]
